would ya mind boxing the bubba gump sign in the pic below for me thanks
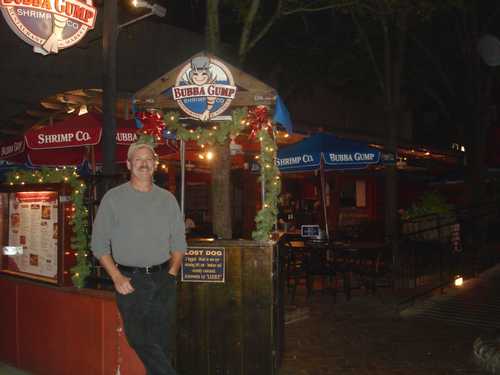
[173,55,237,121]
[0,0,96,55]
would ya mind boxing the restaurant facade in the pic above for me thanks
[0,4,465,375]
[0,3,292,370]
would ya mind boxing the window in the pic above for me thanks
[356,180,366,207]
[340,179,366,208]
[339,180,356,208]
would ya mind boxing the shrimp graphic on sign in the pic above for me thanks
[172,55,238,121]
[0,0,97,55]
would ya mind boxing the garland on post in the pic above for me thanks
[6,167,90,288]
[252,126,281,240]
[162,107,281,240]
[163,108,247,146]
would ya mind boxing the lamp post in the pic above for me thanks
[101,0,166,191]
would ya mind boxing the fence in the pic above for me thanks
[397,203,500,295]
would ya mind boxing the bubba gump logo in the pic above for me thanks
[0,0,96,55]
[172,56,237,121]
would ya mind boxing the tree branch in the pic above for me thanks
[206,0,221,54]
[282,1,354,16]
[405,31,456,99]
[245,0,283,59]
[238,0,261,64]
[351,7,385,94]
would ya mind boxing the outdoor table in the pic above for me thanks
[331,241,388,299]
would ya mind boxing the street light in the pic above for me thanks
[133,0,167,17]
[101,0,166,191]
[120,1,167,29]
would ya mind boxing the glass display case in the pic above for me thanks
[0,184,75,286]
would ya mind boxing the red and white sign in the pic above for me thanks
[25,126,138,149]
[0,0,97,55]
[26,126,101,149]
[15,191,57,203]
[24,113,142,151]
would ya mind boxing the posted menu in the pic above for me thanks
[7,191,58,279]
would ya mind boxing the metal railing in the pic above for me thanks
[396,203,500,298]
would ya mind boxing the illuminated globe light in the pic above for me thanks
[206,151,214,161]
[454,276,464,287]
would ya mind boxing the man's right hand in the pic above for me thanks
[112,273,135,295]
[98,255,135,295]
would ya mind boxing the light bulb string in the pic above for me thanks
[116,311,123,374]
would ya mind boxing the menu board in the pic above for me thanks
[6,191,58,280]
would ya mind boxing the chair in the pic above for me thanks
[355,245,393,294]
[305,241,337,301]
[331,247,360,301]
[280,236,310,304]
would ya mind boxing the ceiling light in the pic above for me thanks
[78,104,88,116]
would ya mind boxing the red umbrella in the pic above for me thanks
[2,113,177,167]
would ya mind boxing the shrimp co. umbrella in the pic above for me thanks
[1,113,177,167]
[277,133,381,239]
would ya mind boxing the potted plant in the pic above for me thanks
[401,192,455,241]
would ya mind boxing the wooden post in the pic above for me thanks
[102,0,118,190]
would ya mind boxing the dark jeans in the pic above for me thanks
[116,270,178,375]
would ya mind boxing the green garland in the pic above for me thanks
[163,108,247,146]
[252,128,281,240]
[6,167,90,288]
[162,108,281,240]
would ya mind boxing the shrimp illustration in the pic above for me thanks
[34,0,68,55]
[188,56,217,121]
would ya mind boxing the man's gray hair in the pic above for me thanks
[127,142,159,161]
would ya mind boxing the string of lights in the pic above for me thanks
[6,167,90,288]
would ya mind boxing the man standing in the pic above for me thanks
[91,141,186,375]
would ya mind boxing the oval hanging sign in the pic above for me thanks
[172,55,237,121]
[0,0,97,55]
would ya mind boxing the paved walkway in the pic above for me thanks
[3,266,499,375]
[279,267,499,375]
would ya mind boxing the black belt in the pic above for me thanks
[117,260,170,274]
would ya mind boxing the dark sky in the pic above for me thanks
[4,1,500,149]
